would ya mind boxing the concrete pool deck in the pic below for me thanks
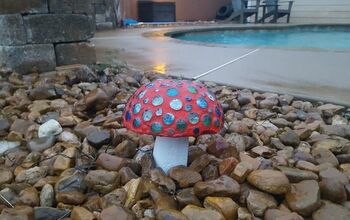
[92,24,350,106]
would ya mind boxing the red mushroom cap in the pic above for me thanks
[123,79,224,137]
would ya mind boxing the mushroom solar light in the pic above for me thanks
[123,79,224,173]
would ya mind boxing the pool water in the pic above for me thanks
[174,27,350,49]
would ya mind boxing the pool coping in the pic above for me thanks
[144,23,350,52]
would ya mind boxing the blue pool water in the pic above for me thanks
[174,26,350,49]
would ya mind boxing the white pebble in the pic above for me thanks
[0,141,20,154]
[38,119,63,138]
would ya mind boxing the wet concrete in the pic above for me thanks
[92,25,350,106]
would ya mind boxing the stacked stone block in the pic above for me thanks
[92,0,117,30]
[0,0,96,74]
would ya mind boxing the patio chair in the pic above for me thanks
[259,0,293,23]
[225,0,261,24]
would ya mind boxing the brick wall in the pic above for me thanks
[0,0,96,74]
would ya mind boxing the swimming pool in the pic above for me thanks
[172,26,350,49]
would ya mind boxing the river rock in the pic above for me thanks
[0,187,17,206]
[312,201,350,220]
[0,169,13,186]
[320,178,347,203]
[0,118,10,136]
[120,167,139,185]
[293,150,316,164]
[337,154,350,164]
[237,90,255,105]
[332,115,348,125]
[176,188,202,209]
[55,173,86,193]
[201,164,219,181]
[29,87,58,100]
[230,161,253,183]
[96,153,127,171]
[264,209,304,220]
[74,122,99,138]
[218,157,239,176]
[36,112,59,125]
[203,196,238,220]
[124,178,143,208]
[189,154,212,172]
[320,124,350,138]
[83,195,102,212]
[188,146,206,163]
[0,206,34,220]
[156,208,189,220]
[139,152,155,177]
[10,119,34,135]
[150,168,176,192]
[34,207,70,220]
[237,207,253,220]
[101,188,127,209]
[319,167,349,185]
[100,205,135,220]
[247,170,290,195]
[40,184,55,207]
[38,119,63,138]
[318,103,345,113]
[17,187,40,206]
[239,152,261,170]
[114,139,137,158]
[295,160,319,173]
[279,130,300,147]
[87,129,111,148]
[181,205,225,220]
[246,189,277,217]
[85,170,120,194]
[340,163,350,177]
[71,206,94,220]
[194,175,240,199]
[206,135,238,159]
[313,148,340,166]
[270,137,286,150]
[259,97,278,109]
[56,191,86,205]
[16,166,48,185]
[27,136,56,152]
[0,140,21,154]
[313,138,350,154]
[228,121,249,134]
[270,118,293,128]
[74,88,109,112]
[169,166,202,188]
[149,187,177,211]
[57,131,80,143]
[53,147,76,173]
[286,180,321,217]
[277,166,319,182]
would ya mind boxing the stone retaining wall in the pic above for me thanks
[92,0,119,30]
[0,0,96,74]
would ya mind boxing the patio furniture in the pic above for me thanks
[225,0,261,24]
[259,0,293,23]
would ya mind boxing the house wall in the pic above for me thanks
[121,0,350,23]
[290,0,350,23]
[122,0,231,21]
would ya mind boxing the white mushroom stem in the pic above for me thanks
[153,136,189,174]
